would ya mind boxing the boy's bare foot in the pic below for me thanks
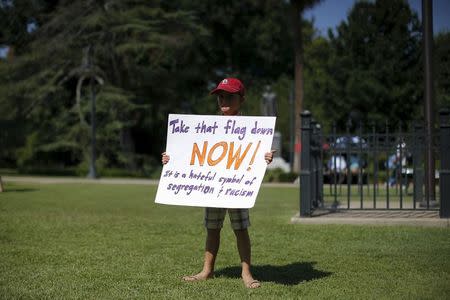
[182,271,214,282]
[242,274,261,289]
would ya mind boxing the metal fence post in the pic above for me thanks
[346,120,351,208]
[317,123,324,208]
[413,123,424,205]
[300,111,312,217]
[311,119,318,208]
[439,109,450,218]
[372,123,378,208]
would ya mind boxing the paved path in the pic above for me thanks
[291,210,449,227]
[1,176,298,188]
[2,176,160,185]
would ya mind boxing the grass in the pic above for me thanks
[0,182,449,299]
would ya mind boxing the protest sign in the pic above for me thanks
[155,114,276,208]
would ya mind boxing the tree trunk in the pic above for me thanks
[291,0,304,173]
[0,176,4,192]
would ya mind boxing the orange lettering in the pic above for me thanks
[227,142,252,170]
[207,142,227,166]
[190,142,208,166]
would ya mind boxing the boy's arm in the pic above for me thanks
[265,150,276,164]
[161,152,170,165]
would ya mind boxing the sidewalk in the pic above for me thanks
[2,175,298,188]
[2,176,160,185]
[291,210,449,227]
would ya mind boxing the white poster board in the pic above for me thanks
[155,114,276,208]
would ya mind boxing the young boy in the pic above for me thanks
[161,78,274,289]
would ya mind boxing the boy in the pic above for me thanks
[162,78,274,289]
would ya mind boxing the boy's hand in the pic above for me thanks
[161,152,170,165]
[265,150,276,164]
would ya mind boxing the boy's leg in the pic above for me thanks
[234,229,260,288]
[229,208,260,288]
[203,228,221,274]
[183,228,220,281]
[183,208,225,281]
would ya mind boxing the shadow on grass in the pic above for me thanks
[215,262,331,286]
[1,188,37,193]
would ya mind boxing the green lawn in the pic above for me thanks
[0,182,449,299]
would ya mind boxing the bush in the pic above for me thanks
[263,168,298,183]
[15,154,164,179]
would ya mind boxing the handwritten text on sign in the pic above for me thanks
[155,114,276,208]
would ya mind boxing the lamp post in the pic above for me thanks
[87,77,98,179]
[60,45,104,179]
[289,84,295,171]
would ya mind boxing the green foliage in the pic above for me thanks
[16,132,39,168]
[312,0,423,130]
[263,168,298,183]
[176,0,294,80]
[0,0,449,173]
[74,154,162,178]
[303,36,336,130]
[435,32,450,109]
[0,0,211,171]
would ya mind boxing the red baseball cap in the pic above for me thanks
[210,78,245,96]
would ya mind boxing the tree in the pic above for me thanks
[323,0,423,129]
[1,0,306,172]
[303,36,335,130]
[0,0,209,172]
[435,32,450,109]
[290,0,322,172]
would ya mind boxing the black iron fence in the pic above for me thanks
[299,109,450,218]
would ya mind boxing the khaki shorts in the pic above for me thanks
[204,207,250,230]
